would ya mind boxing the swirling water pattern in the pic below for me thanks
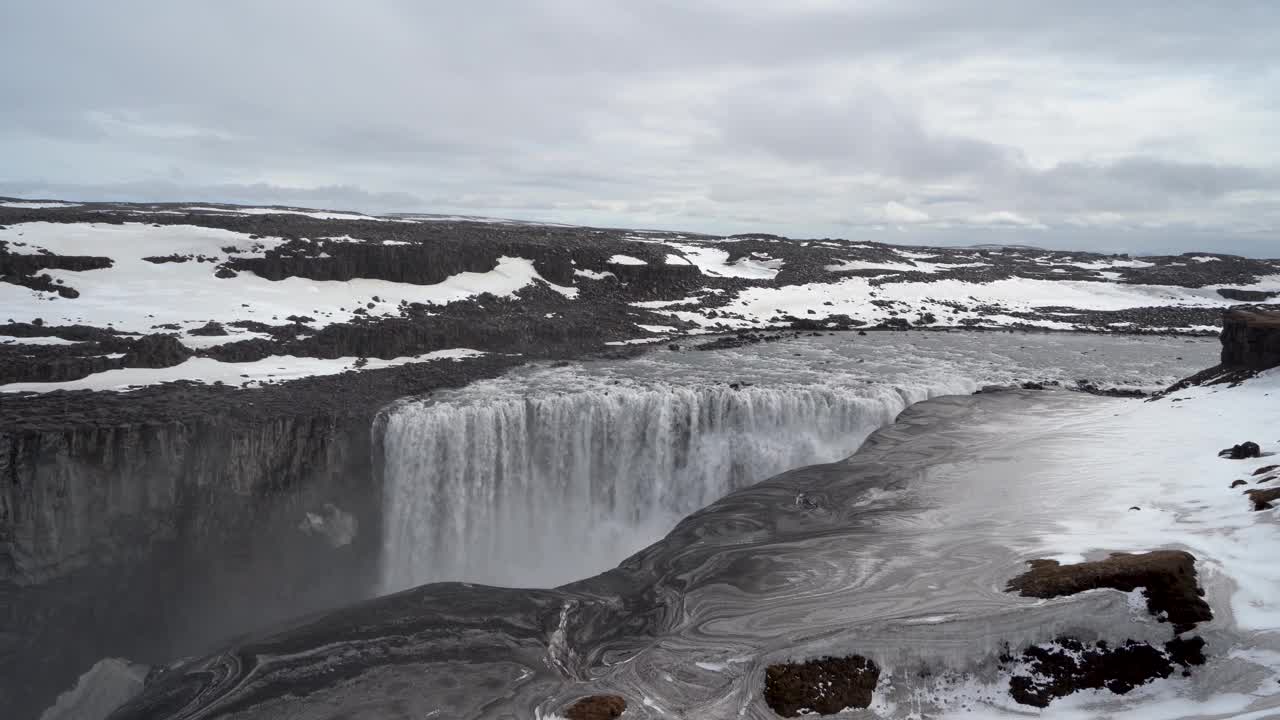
[111,332,1280,719]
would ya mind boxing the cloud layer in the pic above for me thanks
[3,0,1279,254]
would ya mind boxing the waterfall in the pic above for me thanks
[380,380,957,591]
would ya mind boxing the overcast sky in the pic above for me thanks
[3,1,1279,255]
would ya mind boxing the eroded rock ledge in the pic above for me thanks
[1221,308,1280,370]
[1005,551,1212,633]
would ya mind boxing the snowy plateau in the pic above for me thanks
[3,199,1280,720]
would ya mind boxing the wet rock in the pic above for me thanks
[1219,441,1261,459]
[1006,551,1212,633]
[1165,635,1207,669]
[1008,636,1201,708]
[122,334,192,369]
[563,695,626,720]
[1246,487,1280,511]
[764,655,880,717]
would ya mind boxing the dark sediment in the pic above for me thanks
[763,655,881,717]
[1006,551,1211,633]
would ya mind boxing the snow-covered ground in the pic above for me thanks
[3,206,1278,393]
[1,200,81,209]
[928,370,1280,718]
[1,348,489,393]
[663,274,1280,331]
[181,206,402,221]
[0,223,574,336]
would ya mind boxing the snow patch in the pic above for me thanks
[1,349,490,393]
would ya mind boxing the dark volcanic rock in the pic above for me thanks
[1217,288,1280,302]
[764,655,881,717]
[1219,441,1262,460]
[563,695,627,720]
[1254,465,1280,476]
[1232,479,1249,488]
[1165,635,1208,668]
[1008,636,1201,708]
[122,334,192,368]
[188,321,229,336]
[1220,309,1280,370]
[1006,551,1211,633]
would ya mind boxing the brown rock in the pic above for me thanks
[1006,551,1211,633]
[764,655,880,717]
[563,695,626,720]
[1246,487,1280,511]
[1253,465,1280,476]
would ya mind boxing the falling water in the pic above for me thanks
[380,382,947,590]
[378,331,1216,592]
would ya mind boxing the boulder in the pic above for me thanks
[764,655,880,717]
[122,334,191,368]
[563,695,626,720]
[1218,442,1261,460]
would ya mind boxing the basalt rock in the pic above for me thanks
[1219,441,1261,460]
[1220,309,1280,370]
[1217,288,1280,302]
[122,334,191,368]
[1006,551,1211,633]
[188,321,229,336]
[764,655,881,717]
[563,695,627,720]
[1008,636,1205,708]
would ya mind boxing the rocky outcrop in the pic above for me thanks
[121,334,191,368]
[1007,636,1206,708]
[1220,309,1280,370]
[1006,551,1211,633]
[1218,288,1280,302]
[563,695,627,720]
[764,655,881,716]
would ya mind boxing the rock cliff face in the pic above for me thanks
[1220,309,1280,370]
[0,411,380,719]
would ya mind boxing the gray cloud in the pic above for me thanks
[2,1,1279,255]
